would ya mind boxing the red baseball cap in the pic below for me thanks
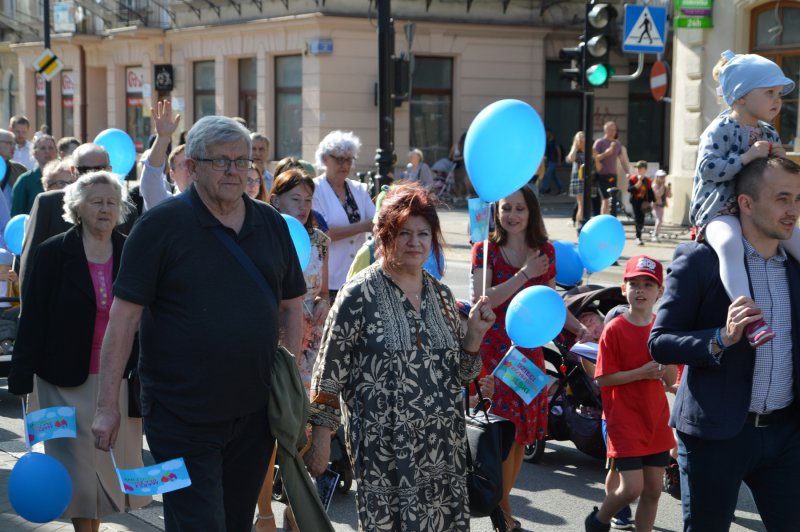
[624,255,663,286]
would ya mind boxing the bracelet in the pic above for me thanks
[715,327,729,351]
[463,346,480,357]
[519,270,530,280]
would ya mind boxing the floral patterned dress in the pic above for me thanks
[298,228,330,390]
[471,240,556,445]
[309,264,482,531]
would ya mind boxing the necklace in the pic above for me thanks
[383,268,423,302]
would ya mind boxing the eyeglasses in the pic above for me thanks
[196,158,253,171]
[45,180,72,190]
[76,165,110,175]
[328,154,354,166]
[246,178,261,186]
[0,140,13,145]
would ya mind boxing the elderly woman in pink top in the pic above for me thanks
[9,171,149,532]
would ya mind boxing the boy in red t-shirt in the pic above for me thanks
[585,255,676,532]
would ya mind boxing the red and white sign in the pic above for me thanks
[650,61,669,102]
[35,73,45,96]
[61,71,75,96]
[126,67,144,94]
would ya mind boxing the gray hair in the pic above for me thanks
[315,130,361,168]
[34,134,56,149]
[186,116,252,161]
[250,132,271,145]
[41,158,72,188]
[63,171,128,225]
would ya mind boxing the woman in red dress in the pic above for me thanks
[471,186,590,530]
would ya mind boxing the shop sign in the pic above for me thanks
[674,0,713,28]
[154,64,174,92]
[126,67,145,94]
[62,71,75,96]
[35,73,45,96]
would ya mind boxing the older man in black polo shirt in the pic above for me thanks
[92,116,305,531]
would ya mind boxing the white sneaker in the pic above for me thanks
[636,238,644,246]
[651,235,659,242]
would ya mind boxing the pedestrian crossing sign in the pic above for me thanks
[623,4,667,54]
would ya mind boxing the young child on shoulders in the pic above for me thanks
[585,256,676,532]
[690,49,796,348]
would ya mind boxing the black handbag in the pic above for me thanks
[463,383,515,519]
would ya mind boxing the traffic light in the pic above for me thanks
[584,2,618,88]
[559,44,584,91]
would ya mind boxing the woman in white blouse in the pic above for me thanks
[313,131,376,298]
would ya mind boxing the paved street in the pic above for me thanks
[0,193,766,531]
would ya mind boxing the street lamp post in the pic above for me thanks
[43,0,52,133]
[374,0,394,196]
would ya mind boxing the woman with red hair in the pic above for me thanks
[305,183,495,531]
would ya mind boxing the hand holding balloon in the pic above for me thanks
[464,296,495,350]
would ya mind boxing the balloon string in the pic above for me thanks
[20,397,30,451]
[482,239,489,297]
[109,447,126,494]
[482,202,494,297]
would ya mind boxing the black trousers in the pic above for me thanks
[677,419,800,531]
[631,200,645,239]
[144,400,273,532]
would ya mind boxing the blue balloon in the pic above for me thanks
[4,214,28,256]
[578,215,626,273]
[281,214,311,271]
[505,285,566,348]
[9,452,72,523]
[464,99,546,202]
[0,156,6,184]
[93,128,137,177]
[552,240,584,286]
[422,248,445,280]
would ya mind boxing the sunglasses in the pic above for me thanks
[76,165,110,175]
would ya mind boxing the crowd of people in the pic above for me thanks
[2,46,800,532]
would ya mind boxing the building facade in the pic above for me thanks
[668,0,800,224]
[4,0,670,180]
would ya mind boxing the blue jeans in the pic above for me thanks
[677,419,800,531]
[538,162,562,193]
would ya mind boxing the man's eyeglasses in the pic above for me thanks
[196,158,253,171]
[0,140,13,145]
[328,154,354,166]
[76,165,109,175]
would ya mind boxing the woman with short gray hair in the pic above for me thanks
[312,130,375,298]
[10,171,149,531]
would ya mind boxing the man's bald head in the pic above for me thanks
[71,143,111,178]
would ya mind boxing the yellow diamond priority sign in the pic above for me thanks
[33,49,64,82]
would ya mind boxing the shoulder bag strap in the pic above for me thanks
[178,191,277,307]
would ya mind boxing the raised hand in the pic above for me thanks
[151,99,181,138]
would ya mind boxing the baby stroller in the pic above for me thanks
[524,284,627,463]
[429,158,456,204]
[0,298,19,377]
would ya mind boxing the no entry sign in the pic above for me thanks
[650,61,669,102]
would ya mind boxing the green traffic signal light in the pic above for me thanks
[586,64,615,87]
